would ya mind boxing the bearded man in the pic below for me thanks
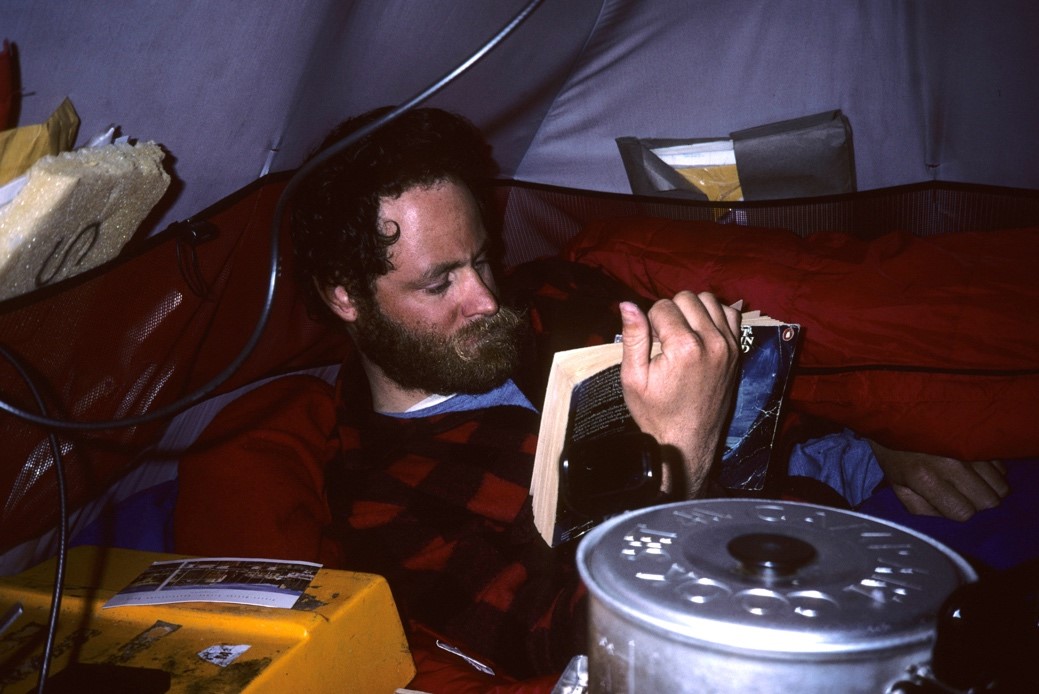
[279,106,742,677]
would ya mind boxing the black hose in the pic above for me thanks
[0,345,69,694]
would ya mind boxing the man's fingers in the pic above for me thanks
[701,292,742,340]
[647,294,699,347]
[723,302,741,337]
[671,291,740,341]
[892,485,942,517]
[932,486,982,521]
[972,460,1010,499]
[629,292,740,356]
[940,460,1007,512]
[896,480,976,521]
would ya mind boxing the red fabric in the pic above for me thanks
[0,175,348,555]
[325,358,585,680]
[173,374,344,566]
[565,218,1039,460]
[1,40,14,130]
[173,373,558,693]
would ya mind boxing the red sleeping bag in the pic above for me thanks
[564,218,1039,461]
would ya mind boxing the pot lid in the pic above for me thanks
[576,499,977,657]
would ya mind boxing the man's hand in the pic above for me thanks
[618,291,741,499]
[868,439,1010,521]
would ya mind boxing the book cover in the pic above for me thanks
[532,314,800,546]
[718,320,801,490]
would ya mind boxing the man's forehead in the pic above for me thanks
[377,181,487,280]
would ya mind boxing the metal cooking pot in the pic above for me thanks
[576,499,977,693]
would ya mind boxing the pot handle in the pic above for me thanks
[727,532,816,580]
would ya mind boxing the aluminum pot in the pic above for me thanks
[576,498,977,693]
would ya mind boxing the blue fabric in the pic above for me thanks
[855,458,1039,572]
[70,479,178,553]
[788,428,884,506]
[392,379,537,418]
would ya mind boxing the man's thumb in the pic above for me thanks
[619,302,652,371]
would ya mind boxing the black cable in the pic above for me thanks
[0,345,69,694]
[0,0,545,434]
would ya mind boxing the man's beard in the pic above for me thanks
[352,300,527,396]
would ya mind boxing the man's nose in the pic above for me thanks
[461,269,499,318]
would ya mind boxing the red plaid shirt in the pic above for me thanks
[325,359,587,678]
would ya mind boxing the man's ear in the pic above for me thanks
[321,283,360,324]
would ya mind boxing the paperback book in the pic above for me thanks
[531,311,800,546]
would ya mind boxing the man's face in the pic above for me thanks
[349,179,525,395]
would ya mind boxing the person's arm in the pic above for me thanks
[617,291,741,499]
[173,375,344,566]
[867,439,1010,521]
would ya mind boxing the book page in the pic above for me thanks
[567,364,633,444]
[532,343,624,543]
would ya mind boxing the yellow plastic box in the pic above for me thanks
[0,546,415,692]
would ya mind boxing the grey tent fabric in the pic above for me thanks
[4,0,1038,234]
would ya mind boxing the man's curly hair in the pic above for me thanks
[290,107,499,325]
